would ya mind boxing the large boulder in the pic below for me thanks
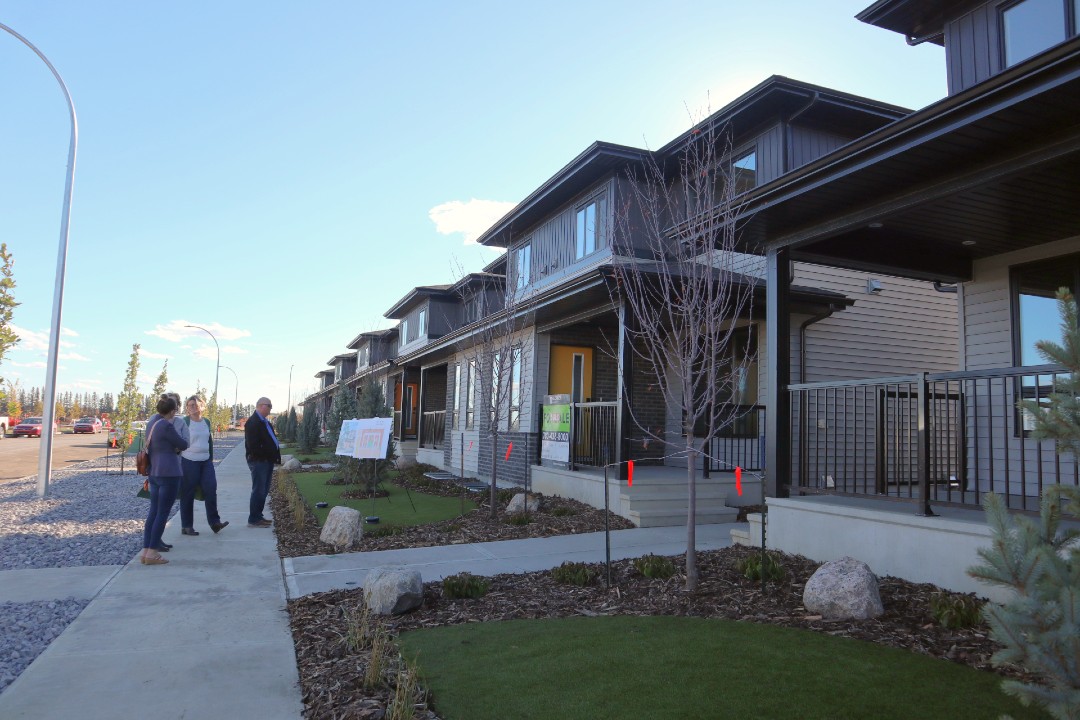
[803,557,884,620]
[319,506,363,550]
[364,565,423,615]
[506,492,540,514]
[281,456,302,472]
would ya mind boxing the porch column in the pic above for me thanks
[417,366,426,448]
[616,298,633,480]
[765,245,791,498]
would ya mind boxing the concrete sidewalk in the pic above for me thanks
[0,444,303,720]
[285,521,740,597]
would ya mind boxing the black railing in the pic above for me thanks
[571,401,618,469]
[788,364,1076,513]
[704,405,765,474]
[421,410,445,449]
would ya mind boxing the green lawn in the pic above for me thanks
[292,471,476,527]
[280,444,337,463]
[398,616,1049,720]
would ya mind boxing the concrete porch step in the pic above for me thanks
[630,505,738,528]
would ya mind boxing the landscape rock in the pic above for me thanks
[281,456,302,472]
[364,565,423,615]
[506,492,540,514]
[319,506,363,550]
[803,556,884,620]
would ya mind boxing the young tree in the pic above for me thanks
[0,243,19,384]
[451,268,533,518]
[115,344,142,469]
[297,407,321,454]
[150,360,169,404]
[286,407,299,443]
[325,380,363,484]
[4,380,22,420]
[355,377,397,492]
[609,118,756,590]
[71,397,82,421]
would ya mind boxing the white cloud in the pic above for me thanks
[58,352,90,362]
[193,345,248,360]
[11,360,46,368]
[222,346,248,355]
[140,349,171,360]
[429,198,516,245]
[61,327,79,337]
[145,321,252,343]
[9,325,48,351]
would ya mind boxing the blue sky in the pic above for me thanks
[0,1,945,412]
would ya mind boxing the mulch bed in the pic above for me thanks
[270,470,634,559]
[288,544,1025,720]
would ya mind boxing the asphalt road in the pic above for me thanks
[0,431,115,484]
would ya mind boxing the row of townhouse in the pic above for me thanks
[304,0,1080,597]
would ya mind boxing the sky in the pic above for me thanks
[0,1,946,413]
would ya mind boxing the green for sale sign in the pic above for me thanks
[541,394,571,463]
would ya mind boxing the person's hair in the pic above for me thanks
[186,395,206,413]
[156,395,178,415]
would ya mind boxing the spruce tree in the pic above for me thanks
[970,287,1080,719]
[115,344,142,468]
[297,407,320,453]
[355,377,397,491]
[0,243,19,384]
[286,407,299,443]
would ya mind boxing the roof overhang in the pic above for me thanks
[384,285,454,319]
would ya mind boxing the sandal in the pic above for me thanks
[141,553,169,565]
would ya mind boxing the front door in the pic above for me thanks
[549,345,593,402]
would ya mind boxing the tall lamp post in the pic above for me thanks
[287,364,294,414]
[2,23,80,499]
[220,365,238,426]
[185,324,219,402]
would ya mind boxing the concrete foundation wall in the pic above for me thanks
[765,496,1010,602]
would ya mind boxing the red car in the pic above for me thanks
[73,417,103,434]
[13,417,58,438]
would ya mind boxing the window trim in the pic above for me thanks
[452,363,461,429]
[400,318,409,348]
[999,0,1075,68]
[418,308,427,337]
[1008,252,1080,367]
[515,242,532,291]
[575,199,600,261]
[465,360,476,430]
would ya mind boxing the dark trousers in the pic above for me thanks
[143,475,179,549]
[247,460,274,524]
[180,457,220,529]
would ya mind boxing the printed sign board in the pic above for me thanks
[541,394,571,463]
[335,417,394,459]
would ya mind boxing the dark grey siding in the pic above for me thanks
[945,3,1002,95]
[428,298,459,336]
[789,126,852,171]
[755,124,785,185]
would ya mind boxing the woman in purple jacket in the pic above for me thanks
[140,395,189,565]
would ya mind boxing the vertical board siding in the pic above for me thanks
[945,3,1002,95]
[756,125,784,185]
[789,126,853,171]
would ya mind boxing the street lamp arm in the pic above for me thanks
[2,23,80,500]
[185,324,220,402]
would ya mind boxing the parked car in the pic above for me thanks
[13,417,58,438]
[73,417,103,434]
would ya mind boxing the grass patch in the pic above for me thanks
[292,471,476,527]
[398,616,1049,720]
[280,444,336,463]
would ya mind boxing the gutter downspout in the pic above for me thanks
[933,281,958,294]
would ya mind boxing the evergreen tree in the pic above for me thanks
[297,407,320,453]
[286,407,298,443]
[151,360,169,405]
[0,243,19,385]
[970,287,1080,719]
[354,377,397,491]
[327,382,363,485]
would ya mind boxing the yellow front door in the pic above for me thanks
[549,345,593,402]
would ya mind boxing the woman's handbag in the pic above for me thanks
[135,421,158,477]
[136,479,150,499]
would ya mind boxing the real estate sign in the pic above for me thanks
[541,394,571,464]
[335,417,394,459]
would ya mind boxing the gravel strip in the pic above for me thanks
[0,437,243,694]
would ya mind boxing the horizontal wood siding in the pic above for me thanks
[945,2,1001,95]
[793,263,959,381]
[789,126,853,171]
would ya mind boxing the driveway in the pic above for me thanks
[0,431,114,484]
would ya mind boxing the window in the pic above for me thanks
[685,326,758,438]
[400,319,409,347]
[1012,255,1077,366]
[356,346,369,368]
[418,308,427,337]
[575,201,598,260]
[731,150,757,195]
[452,363,461,429]
[514,243,532,291]
[490,352,502,425]
[465,360,476,429]
[509,347,522,431]
[1002,0,1072,66]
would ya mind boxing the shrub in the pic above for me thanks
[929,592,984,630]
[551,561,596,587]
[344,603,372,653]
[633,554,677,579]
[496,488,517,506]
[735,550,785,582]
[386,657,422,720]
[366,524,404,538]
[550,506,576,518]
[442,572,491,599]
[507,512,532,526]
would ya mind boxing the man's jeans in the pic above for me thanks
[248,460,274,524]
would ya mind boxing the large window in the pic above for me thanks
[575,201,598,260]
[400,319,409,348]
[418,308,427,337]
[1011,255,1078,366]
[1002,0,1075,66]
[452,363,461,429]
[731,149,757,195]
[465,360,476,429]
[514,243,532,291]
[509,347,522,431]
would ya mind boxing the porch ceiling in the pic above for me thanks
[741,39,1080,283]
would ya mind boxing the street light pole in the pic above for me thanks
[185,324,219,402]
[220,365,238,425]
[287,364,294,414]
[1,23,80,499]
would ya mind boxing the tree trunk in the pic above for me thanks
[489,431,498,518]
[685,433,698,591]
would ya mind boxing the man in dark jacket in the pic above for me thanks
[245,397,282,527]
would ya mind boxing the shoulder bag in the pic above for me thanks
[136,420,158,477]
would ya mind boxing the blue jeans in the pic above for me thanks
[143,475,179,549]
[180,458,221,529]
[248,460,274,524]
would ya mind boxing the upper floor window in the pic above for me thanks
[356,346,369,368]
[400,319,409,347]
[731,150,757,194]
[452,363,461,429]
[514,243,532,291]
[1002,0,1074,66]
[418,308,427,337]
[334,365,342,383]
[575,201,598,260]
[465,360,476,429]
